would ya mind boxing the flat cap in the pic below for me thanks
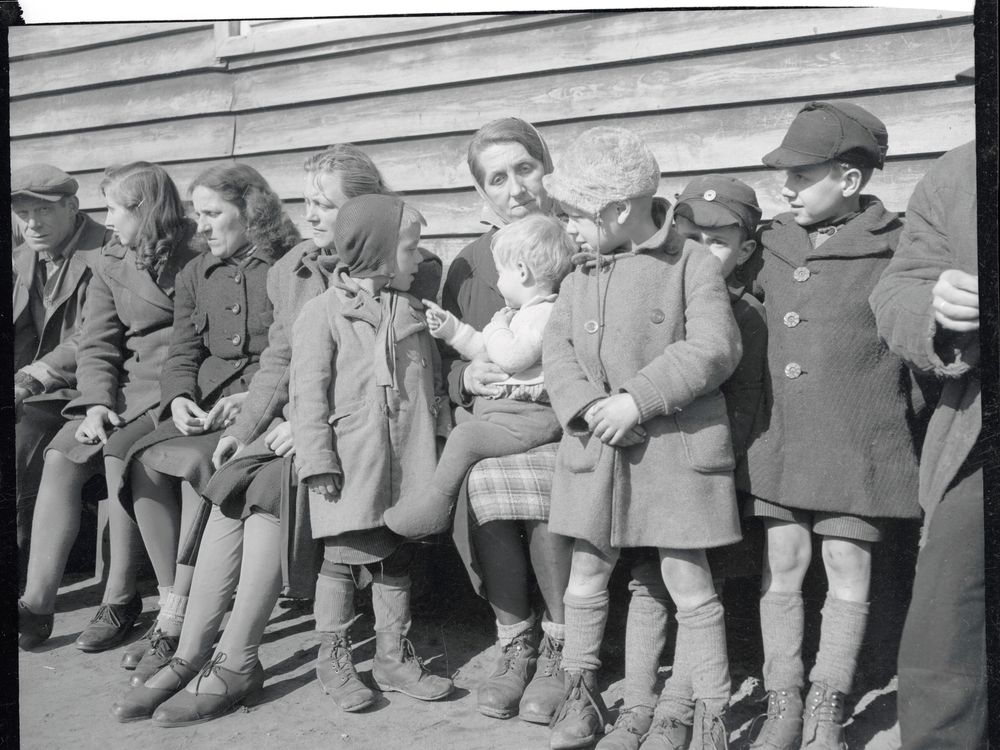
[762,101,888,170]
[11,163,79,201]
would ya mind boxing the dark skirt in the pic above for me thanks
[45,411,158,468]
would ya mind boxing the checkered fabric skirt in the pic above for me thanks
[467,441,558,525]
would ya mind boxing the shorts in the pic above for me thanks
[748,497,883,543]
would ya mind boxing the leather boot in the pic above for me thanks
[110,657,200,723]
[477,630,538,719]
[800,683,847,750]
[595,705,653,750]
[316,630,377,712]
[18,600,53,651]
[152,653,266,727]
[76,593,143,652]
[372,632,453,701]
[130,629,179,688]
[519,633,565,724]
[748,689,803,750]
[690,701,729,750]
[642,712,692,750]
[549,669,607,750]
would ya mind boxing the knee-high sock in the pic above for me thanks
[561,590,610,674]
[314,563,357,634]
[676,595,730,715]
[760,591,805,692]
[626,564,671,710]
[809,594,868,694]
[372,572,412,636]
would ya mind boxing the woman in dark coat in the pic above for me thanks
[17,162,199,651]
[115,164,299,678]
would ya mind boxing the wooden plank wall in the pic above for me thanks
[9,10,976,268]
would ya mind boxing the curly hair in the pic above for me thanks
[100,162,188,274]
[491,213,575,290]
[303,144,397,199]
[188,162,301,255]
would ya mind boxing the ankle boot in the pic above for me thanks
[317,630,377,712]
[595,705,653,750]
[549,669,607,750]
[748,689,803,750]
[800,683,847,750]
[477,630,538,719]
[691,701,729,750]
[519,633,565,724]
[642,712,693,750]
[372,632,453,701]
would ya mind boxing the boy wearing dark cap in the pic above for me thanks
[746,103,922,750]
[11,163,109,583]
[599,175,768,750]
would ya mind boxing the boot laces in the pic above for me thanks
[538,634,563,677]
[400,637,428,673]
[148,629,176,658]
[90,602,127,629]
[646,715,690,749]
[328,633,358,675]
[613,707,652,737]
[194,652,229,693]
[806,687,844,724]
[550,672,601,727]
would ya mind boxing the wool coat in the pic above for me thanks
[544,202,743,550]
[62,226,200,424]
[870,142,981,527]
[12,213,108,394]
[289,269,449,539]
[748,196,924,519]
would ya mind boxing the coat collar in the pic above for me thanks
[331,267,427,341]
[766,195,899,265]
[199,244,280,278]
[102,221,199,311]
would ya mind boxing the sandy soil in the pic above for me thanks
[18,544,910,750]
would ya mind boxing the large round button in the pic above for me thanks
[230,303,241,314]
[793,266,811,282]
[783,312,801,328]
[584,320,599,334]
[230,334,242,345]
[784,362,802,379]
[650,309,665,324]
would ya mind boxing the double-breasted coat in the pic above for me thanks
[747,196,924,519]
[544,202,743,550]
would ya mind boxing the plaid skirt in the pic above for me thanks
[466,441,557,524]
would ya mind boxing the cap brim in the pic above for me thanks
[11,189,67,202]
[679,200,743,230]
[761,146,829,169]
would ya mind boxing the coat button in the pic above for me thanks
[783,312,801,328]
[793,266,811,282]
[584,320,599,334]
[233,272,243,283]
[784,362,802,379]
[230,303,241,314]
[650,309,665,324]
[230,334,242,345]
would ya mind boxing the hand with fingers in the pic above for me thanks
[75,405,123,445]
[263,420,295,458]
[202,392,248,432]
[171,397,208,436]
[212,435,246,469]
[584,393,645,447]
[932,269,979,332]
[305,471,343,501]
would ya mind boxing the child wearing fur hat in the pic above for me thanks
[598,174,768,750]
[384,213,575,538]
[746,102,922,750]
[541,127,744,750]
[289,194,454,710]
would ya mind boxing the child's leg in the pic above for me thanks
[759,519,811,692]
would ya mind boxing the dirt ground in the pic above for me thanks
[18,540,913,750]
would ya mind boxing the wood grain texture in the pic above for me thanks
[229,9,962,111]
[232,23,973,156]
[8,22,211,59]
[9,26,223,98]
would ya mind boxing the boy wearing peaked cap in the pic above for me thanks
[541,126,744,750]
[746,102,924,750]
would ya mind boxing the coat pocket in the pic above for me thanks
[557,432,605,474]
[674,391,736,473]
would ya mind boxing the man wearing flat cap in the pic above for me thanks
[11,163,109,568]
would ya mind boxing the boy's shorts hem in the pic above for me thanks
[748,498,883,542]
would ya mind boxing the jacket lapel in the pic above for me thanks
[102,241,175,312]
[805,198,897,260]
[11,245,35,321]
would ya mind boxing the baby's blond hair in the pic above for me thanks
[491,213,576,290]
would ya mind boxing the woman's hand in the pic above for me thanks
[203,392,248,432]
[305,472,342,501]
[932,269,979,332]
[585,393,642,446]
[171,397,208,436]
[75,405,122,445]
[462,358,507,398]
[263,420,296,458]
[212,435,246,469]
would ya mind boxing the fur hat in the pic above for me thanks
[543,127,660,216]
[333,194,404,279]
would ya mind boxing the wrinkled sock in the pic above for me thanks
[156,591,188,638]
[625,575,671,710]
[809,595,869,694]
[760,591,806,692]
[561,590,610,673]
[314,570,357,634]
[372,573,412,636]
[497,614,535,650]
[541,619,565,643]
[676,595,730,716]
[157,586,171,610]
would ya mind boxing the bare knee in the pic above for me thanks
[763,522,811,591]
[822,537,871,593]
[567,541,616,597]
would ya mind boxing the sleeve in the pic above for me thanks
[442,318,486,361]
[439,253,476,407]
[225,262,292,444]
[542,274,607,434]
[289,296,341,481]
[62,263,127,418]
[156,264,208,420]
[482,304,547,375]
[621,253,742,422]
[720,298,768,459]
[870,163,978,378]
[26,268,95,391]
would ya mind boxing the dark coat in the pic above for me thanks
[11,214,108,398]
[748,196,923,519]
[870,141,980,526]
[290,271,448,538]
[63,226,199,424]
[544,205,743,550]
